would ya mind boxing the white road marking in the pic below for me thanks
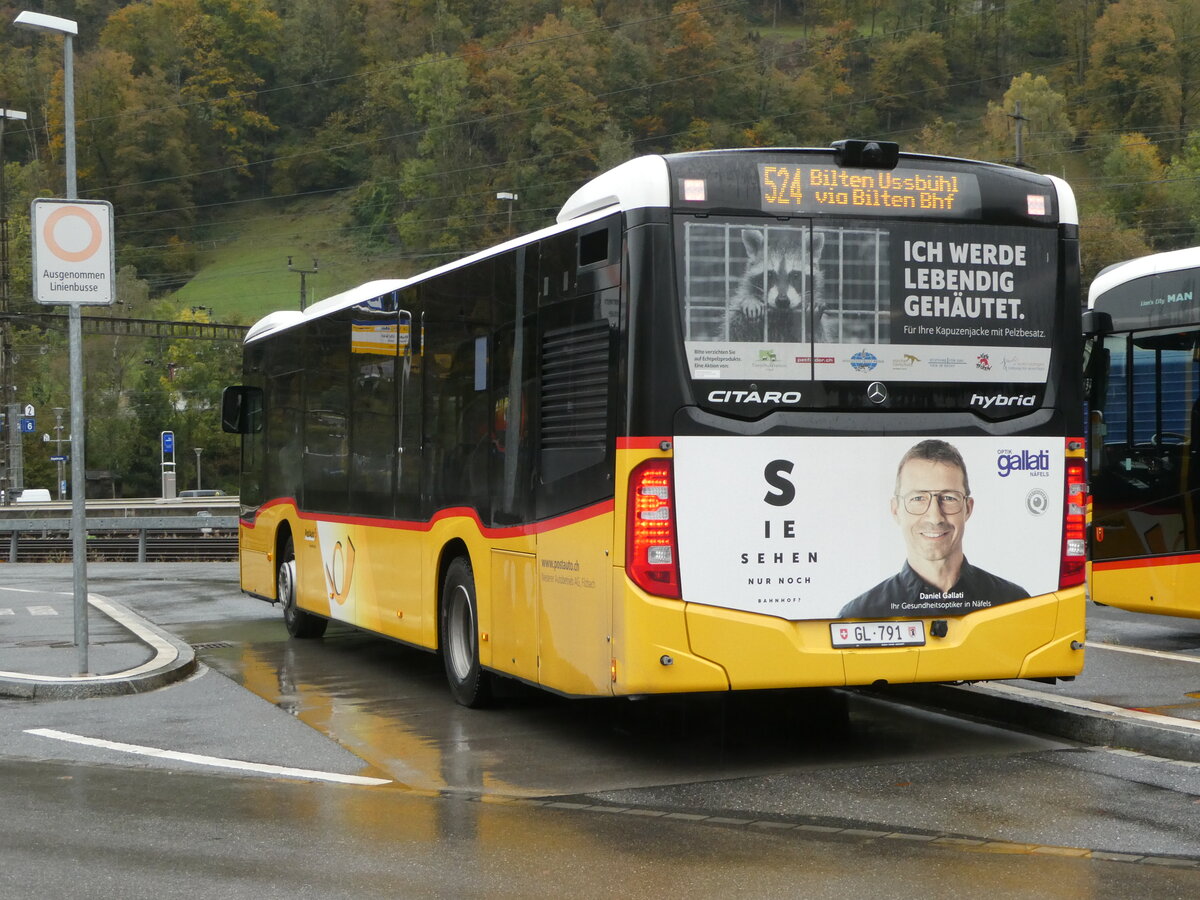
[1088,641,1200,665]
[27,606,58,616]
[26,728,391,786]
[0,609,13,615]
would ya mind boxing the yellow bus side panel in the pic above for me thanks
[488,549,539,683]
[310,520,427,642]
[1091,560,1200,619]
[241,506,430,647]
[238,516,275,598]
[535,512,613,696]
[297,522,334,618]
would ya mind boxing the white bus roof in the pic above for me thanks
[1089,245,1200,308]
[557,155,671,223]
[245,147,1079,340]
[243,207,617,343]
[244,280,406,342]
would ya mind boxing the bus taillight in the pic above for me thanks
[627,459,681,599]
[1060,455,1087,589]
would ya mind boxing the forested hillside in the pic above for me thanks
[1,0,1196,496]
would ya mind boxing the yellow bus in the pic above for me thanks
[223,141,1087,706]
[1085,246,1200,618]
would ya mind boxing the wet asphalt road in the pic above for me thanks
[0,564,1198,897]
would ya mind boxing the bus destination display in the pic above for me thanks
[759,164,982,218]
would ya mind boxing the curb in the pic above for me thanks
[895,681,1200,763]
[0,594,197,701]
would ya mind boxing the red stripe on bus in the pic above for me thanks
[617,436,670,450]
[242,497,614,539]
[1092,553,1200,571]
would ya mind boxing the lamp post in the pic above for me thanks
[15,9,89,673]
[1,107,27,507]
[194,447,202,491]
[496,191,518,236]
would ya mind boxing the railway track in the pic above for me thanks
[5,532,237,563]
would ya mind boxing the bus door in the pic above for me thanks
[378,297,426,643]
[487,245,540,685]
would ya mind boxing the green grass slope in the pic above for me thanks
[169,193,405,324]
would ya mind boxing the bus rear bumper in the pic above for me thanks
[614,583,1086,694]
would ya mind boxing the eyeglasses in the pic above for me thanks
[898,490,967,515]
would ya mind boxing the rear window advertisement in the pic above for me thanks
[672,435,1064,621]
[680,219,1057,383]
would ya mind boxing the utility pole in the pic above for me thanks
[1,106,29,506]
[52,406,66,500]
[288,256,318,311]
[1009,100,1029,169]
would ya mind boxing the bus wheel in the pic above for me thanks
[278,535,327,639]
[441,557,492,708]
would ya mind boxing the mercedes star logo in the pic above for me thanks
[867,382,888,404]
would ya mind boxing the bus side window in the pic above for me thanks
[348,306,397,519]
[491,248,536,526]
[264,359,304,505]
[422,264,493,516]
[302,313,351,514]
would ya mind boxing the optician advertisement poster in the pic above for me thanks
[673,434,1064,621]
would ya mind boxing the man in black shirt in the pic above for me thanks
[839,439,1027,619]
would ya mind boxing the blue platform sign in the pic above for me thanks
[19,418,35,433]
[162,430,174,454]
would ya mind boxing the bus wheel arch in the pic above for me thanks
[277,526,327,640]
[438,546,492,708]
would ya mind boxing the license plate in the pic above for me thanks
[830,621,926,648]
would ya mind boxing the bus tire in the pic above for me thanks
[278,534,327,639]
[441,557,492,708]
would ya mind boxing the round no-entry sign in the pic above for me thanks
[30,198,115,306]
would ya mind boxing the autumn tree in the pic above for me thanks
[1100,133,1171,247]
[869,31,949,130]
[1084,0,1175,137]
[266,0,370,195]
[983,73,1076,167]
[1163,130,1200,247]
[1079,207,1154,288]
[101,0,282,199]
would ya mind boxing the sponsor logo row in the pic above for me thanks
[746,347,1045,375]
